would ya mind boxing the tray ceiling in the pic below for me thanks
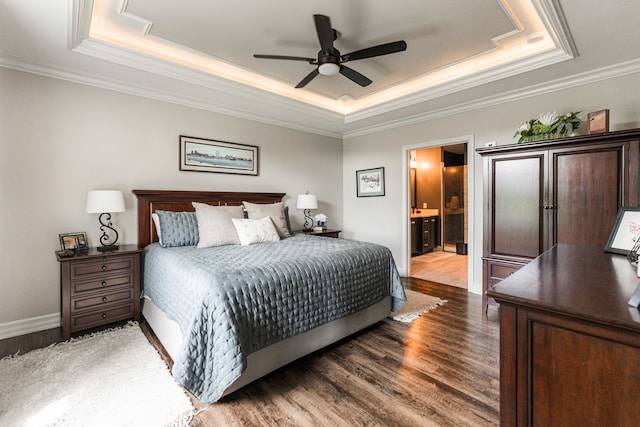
[79,0,573,116]
[2,1,639,136]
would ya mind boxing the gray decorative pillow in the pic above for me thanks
[155,210,199,247]
[242,201,291,238]
[192,202,245,248]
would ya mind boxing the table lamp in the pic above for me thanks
[296,192,318,232]
[85,190,126,251]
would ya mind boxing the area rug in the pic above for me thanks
[0,322,194,426]
[390,289,447,323]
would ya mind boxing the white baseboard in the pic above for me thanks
[0,313,61,340]
[468,281,482,295]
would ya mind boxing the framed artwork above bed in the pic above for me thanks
[179,135,259,176]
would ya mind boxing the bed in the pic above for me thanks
[133,189,405,403]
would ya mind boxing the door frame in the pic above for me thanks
[401,134,478,294]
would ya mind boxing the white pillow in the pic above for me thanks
[232,217,280,246]
[152,213,163,245]
[192,202,245,248]
[242,201,291,238]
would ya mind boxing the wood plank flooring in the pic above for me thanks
[411,251,468,289]
[0,279,500,426]
[154,279,500,426]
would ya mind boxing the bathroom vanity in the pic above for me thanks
[410,209,440,255]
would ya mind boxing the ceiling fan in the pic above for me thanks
[254,14,407,89]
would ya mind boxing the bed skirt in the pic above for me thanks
[142,294,391,398]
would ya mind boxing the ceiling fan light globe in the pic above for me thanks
[318,63,340,76]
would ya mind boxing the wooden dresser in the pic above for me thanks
[488,245,640,426]
[477,129,640,313]
[57,244,142,340]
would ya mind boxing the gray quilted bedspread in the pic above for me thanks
[143,234,405,403]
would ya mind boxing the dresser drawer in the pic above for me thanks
[71,273,133,296]
[70,303,135,332]
[70,256,134,279]
[71,288,134,312]
[486,260,525,291]
[488,261,522,280]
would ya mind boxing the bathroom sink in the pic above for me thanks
[411,209,439,218]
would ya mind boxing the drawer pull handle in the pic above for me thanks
[101,313,107,319]
[101,265,107,271]
[101,281,107,287]
[101,296,108,302]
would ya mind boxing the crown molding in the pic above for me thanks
[71,37,345,122]
[68,0,579,127]
[3,52,639,141]
[533,0,578,57]
[344,58,640,139]
[74,30,573,129]
[343,46,573,124]
[0,51,344,138]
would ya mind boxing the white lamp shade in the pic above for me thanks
[296,194,318,210]
[85,190,126,214]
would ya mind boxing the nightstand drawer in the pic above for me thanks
[70,257,134,279]
[70,303,135,332]
[299,229,341,238]
[71,274,133,295]
[71,289,134,312]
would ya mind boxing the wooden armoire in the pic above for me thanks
[477,129,640,313]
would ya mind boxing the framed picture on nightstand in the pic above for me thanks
[59,232,88,251]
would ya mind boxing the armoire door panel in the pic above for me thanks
[492,155,544,258]
[553,148,622,246]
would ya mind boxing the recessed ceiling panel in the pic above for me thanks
[124,0,516,99]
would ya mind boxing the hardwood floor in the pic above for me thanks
[411,250,468,289]
[0,279,500,426]
[156,279,500,426]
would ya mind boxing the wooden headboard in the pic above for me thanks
[132,190,286,247]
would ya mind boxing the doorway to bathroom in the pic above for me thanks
[406,139,471,290]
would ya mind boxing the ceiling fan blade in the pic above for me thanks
[295,68,320,88]
[254,54,315,63]
[339,65,372,87]
[314,14,334,52]
[341,40,407,63]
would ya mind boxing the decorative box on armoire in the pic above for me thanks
[477,128,640,313]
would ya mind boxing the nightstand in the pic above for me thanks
[56,244,142,340]
[300,229,341,238]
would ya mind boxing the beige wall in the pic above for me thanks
[0,68,343,330]
[343,72,640,293]
[3,65,640,333]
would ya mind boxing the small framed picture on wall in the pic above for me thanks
[356,167,385,197]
